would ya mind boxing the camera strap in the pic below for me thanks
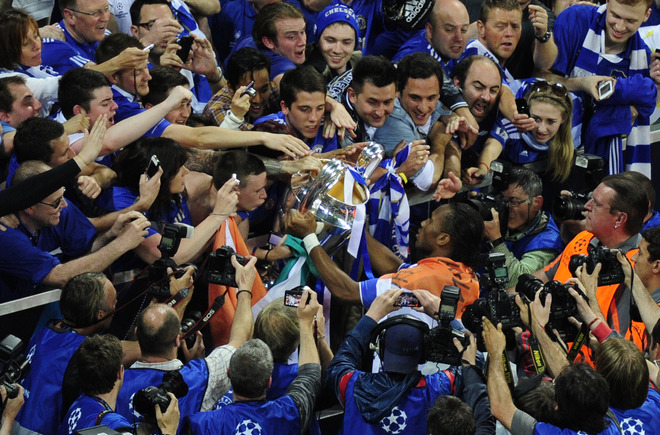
[485,350,515,392]
[566,323,590,363]
[180,293,226,343]
[527,335,547,375]
[164,288,190,308]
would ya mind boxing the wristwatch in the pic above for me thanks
[535,31,551,43]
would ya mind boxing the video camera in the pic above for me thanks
[568,245,625,286]
[455,191,510,236]
[147,223,195,301]
[462,253,520,349]
[133,370,188,418]
[516,274,588,342]
[0,335,30,400]
[207,245,247,287]
[425,286,469,366]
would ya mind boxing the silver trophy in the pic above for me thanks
[279,143,384,254]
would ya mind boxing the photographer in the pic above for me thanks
[60,335,179,435]
[116,256,258,430]
[187,288,322,434]
[483,318,619,434]
[533,173,649,349]
[485,168,563,288]
[326,289,495,434]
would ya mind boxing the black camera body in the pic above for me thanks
[516,274,588,342]
[458,192,510,236]
[551,191,589,221]
[133,370,188,417]
[180,311,202,349]
[568,246,625,286]
[208,246,246,287]
[426,286,470,366]
[0,335,30,399]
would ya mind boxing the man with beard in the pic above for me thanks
[285,202,484,320]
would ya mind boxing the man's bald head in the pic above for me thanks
[136,304,180,358]
[426,0,470,60]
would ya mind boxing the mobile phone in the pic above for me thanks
[284,286,311,307]
[597,80,614,100]
[394,291,421,307]
[145,154,160,179]
[143,43,154,51]
[269,231,283,246]
[241,80,257,98]
[515,98,529,116]
[176,36,194,63]
[232,173,240,185]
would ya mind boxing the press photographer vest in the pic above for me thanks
[544,231,645,352]
[116,359,209,432]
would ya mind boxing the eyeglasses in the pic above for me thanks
[39,188,66,209]
[528,80,569,99]
[508,197,532,208]
[136,19,157,30]
[67,4,110,18]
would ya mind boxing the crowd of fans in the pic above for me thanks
[0,0,659,433]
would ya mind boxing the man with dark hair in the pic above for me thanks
[60,335,180,435]
[484,168,563,288]
[57,67,195,162]
[286,202,484,317]
[116,257,258,426]
[187,288,322,434]
[142,66,192,126]
[620,171,660,230]
[632,226,660,303]
[14,273,127,435]
[535,173,650,348]
[427,396,477,435]
[255,65,337,153]
[40,0,148,75]
[373,52,450,191]
[94,33,310,158]
[0,76,41,153]
[484,319,618,434]
[203,47,274,129]
[129,0,224,110]
[230,2,307,86]
[460,0,523,85]
[326,289,493,433]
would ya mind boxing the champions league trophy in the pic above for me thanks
[280,142,384,254]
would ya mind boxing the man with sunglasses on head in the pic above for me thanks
[484,168,562,288]
[41,0,150,76]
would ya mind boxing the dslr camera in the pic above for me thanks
[426,286,469,366]
[146,223,195,301]
[0,335,30,400]
[180,311,202,349]
[516,274,588,342]
[456,191,510,236]
[462,253,521,344]
[568,245,625,286]
[133,370,188,417]
[552,191,590,221]
[208,246,247,287]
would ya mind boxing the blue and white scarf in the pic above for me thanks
[367,145,411,261]
[571,4,652,177]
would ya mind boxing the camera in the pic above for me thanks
[208,246,246,287]
[490,159,512,193]
[158,223,194,259]
[394,291,421,308]
[0,335,30,399]
[147,261,197,302]
[516,274,588,342]
[180,311,202,349]
[241,80,257,98]
[284,286,311,307]
[457,191,510,236]
[551,191,590,221]
[426,286,469,366]
[132,370,188,418]
[568,245,625,286]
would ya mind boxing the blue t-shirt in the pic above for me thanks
[59,394,132,435]
[609,388,660,435]
[41,21,109,75]
[111,85,171,137]
[228,37,297,81]
[14,322,86,435]
[0,202,97,302]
